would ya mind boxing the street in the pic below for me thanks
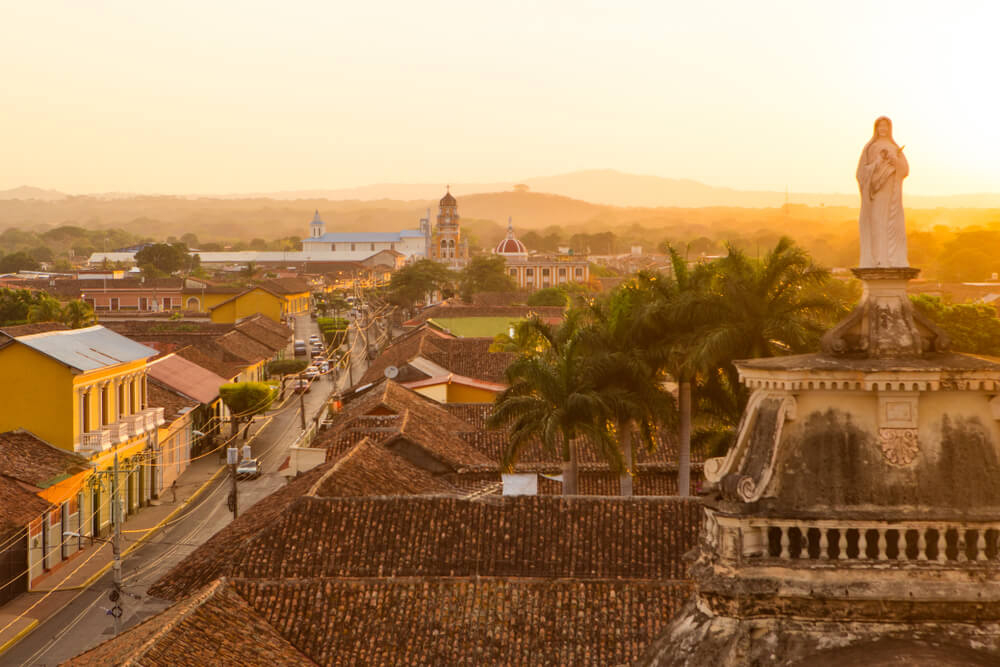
[4,314,355,666]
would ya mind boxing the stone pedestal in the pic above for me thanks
[822,267,948,358]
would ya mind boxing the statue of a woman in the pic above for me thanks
[857,116,909,267]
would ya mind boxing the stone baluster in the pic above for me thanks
[937,527,947,563]
[917,529,928,561]
[897,530,909,562]
[858,529,868,560]
[977,530,988,562]
[837,530,847,560]
[876,528,887,561]
[819,528,829,560]
[957,528,968,563]
[780,526,790,559]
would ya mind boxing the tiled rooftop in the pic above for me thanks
[310,438,459,498]
[0,430,89,488]
[64,579,314,667]
[151,494,700,601]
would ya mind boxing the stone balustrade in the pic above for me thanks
[741,520,1000,564]
[143,406,165,429]
[104,421,130,443]
[79,430,111,452]
[122,414,146,438]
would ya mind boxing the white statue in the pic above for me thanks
[857,116,909,267]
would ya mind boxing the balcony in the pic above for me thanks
[142,406,165,430]
[122,414,146,438]
[103,422,130,443]
[78,430,111,452]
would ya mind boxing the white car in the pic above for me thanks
[303,366,320,380]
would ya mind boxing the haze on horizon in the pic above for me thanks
[2,0,998,198]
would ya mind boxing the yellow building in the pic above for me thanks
[401,373,505,404]
[208,287,285,324]
[0,326,164,538]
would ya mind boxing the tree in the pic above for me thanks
[526,287,568,307]
[488,315,618,495]
[135,243,187,275]
[219,382,275,439]
[580,296,675,496]
[457,255,515,301]
[62,300,97,329]
[27,296,64,324]
[387,259,455,312]
[0,252,40,273]
[267,359,309,399]
[911,295,1000,355]
[0,288,45,324]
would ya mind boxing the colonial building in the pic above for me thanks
[429,188,469,268]
[494,219,590,291]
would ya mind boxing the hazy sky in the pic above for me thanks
[2,1,998,196]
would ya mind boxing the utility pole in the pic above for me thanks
[298,372,307,430]
[227,446,239,519]
[109,449,123,635]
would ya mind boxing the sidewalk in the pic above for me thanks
[0,413,273,656]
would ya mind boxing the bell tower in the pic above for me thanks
[310,210,326,239]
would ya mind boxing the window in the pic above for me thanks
[110,297,120,311]
[162,297,173,309]
[371,243,375,251]
[559,268,567,276]
[331,243,336,251]
[509,269,517,276]
[542,268,550,277]
[575,268,584,277]
[351,243,356,251]
[525,268,534,276]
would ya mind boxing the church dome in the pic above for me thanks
[439,188,456,206]
[495,217,528,256]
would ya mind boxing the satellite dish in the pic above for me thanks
[384,366,399,379]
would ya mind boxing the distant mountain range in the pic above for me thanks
[4,170,1000,208]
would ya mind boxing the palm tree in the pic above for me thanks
[488,315,618,495]
[580,297,676,496]
[62,300,97,329]
[690,237,841,455]
[27,296,65,324]
[628,251,715,497]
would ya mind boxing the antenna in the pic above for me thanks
[384,365,399,379]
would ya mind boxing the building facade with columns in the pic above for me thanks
[494,219,590,291]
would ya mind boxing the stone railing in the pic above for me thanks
[122,414,146,438]
[143,406,165,429]
[78,430,111,452]
[752,520,1000,564]
[103,422,130,443]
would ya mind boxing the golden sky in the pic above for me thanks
[2,0,998,196]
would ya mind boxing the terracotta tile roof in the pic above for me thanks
[64,579,315,667]
[310,438,459,497]
[448,468,701,497]
[173,345,243,382]
[148,381,198,424]
[233,315,292,353]
[406,303,566,325]
[147,461,335,602]
[259,277,311,294]
[0,475,52,536]
[359,326,514,386]
[442,402,493,428]
[0,430,89,488]
[214,330,273,364]
[147,353,228,404]
[315,381,491,470]
[152,494,701,601]
[233,577,691,667]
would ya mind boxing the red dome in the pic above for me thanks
[496,237,527,255]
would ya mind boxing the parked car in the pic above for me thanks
[291,379,311,393]
[293,339,307,356]
[236,458,261,479]
[318,361,331,375]
[309,334,321,343]
[303,366,320,380]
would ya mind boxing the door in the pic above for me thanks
[60,502,69,560]
[0,530,28,605]
[92,488,101,537]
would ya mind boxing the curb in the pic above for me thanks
[0,619,38,657]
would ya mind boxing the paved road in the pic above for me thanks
[7,314,340,666]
